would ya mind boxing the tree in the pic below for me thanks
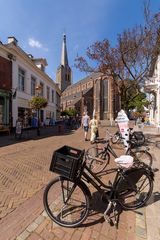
[61,108,78,117]
[128,92,149,112]
[29,96,48,136]
[75,1,160,111]
[29,96,48,110]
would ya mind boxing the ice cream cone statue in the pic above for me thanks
[115,109,129,150]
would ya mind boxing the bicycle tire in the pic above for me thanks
[86,147,110,173]
[116,168,153,210]
[130,150,153,167]
[43,177,90,228]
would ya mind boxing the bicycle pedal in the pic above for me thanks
[109,219,114,226]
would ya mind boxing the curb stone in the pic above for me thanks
[136,208,147,240]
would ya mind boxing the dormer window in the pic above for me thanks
[32,58,48,72]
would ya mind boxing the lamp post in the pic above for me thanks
[35,85,42,136]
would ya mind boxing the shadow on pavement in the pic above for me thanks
[146,191,160,206]
[79,191,160,229]
[78,190,122,229]
[0,126,77,148]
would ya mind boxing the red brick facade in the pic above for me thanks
[0,55,12,90]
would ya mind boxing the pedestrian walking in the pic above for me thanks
[89,115,99,144]
[15,117,23,139]
[81,112,90,141]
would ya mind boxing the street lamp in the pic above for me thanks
[35,84,42,136]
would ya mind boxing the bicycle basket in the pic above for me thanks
[50,145,85,180]
[131,131,145,146]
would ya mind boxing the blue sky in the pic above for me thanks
[0,0,159,83]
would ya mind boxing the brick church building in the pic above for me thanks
[56,34,120,121]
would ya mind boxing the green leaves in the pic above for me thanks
[61,109,78,117]
[29,96,48,110]
[128,92,149,112]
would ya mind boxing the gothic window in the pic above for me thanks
[103,80,108,112]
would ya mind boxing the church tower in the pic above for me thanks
[56,34,72,92]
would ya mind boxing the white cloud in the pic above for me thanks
[28,38,48,51]
[28,38,42,48]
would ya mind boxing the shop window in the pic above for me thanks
[0,97,4,124]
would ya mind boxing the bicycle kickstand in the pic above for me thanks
[112,202,118,228]
[104,200,113,224]
[104,201,118,227]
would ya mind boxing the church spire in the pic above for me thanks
[56,34,72,92]
[61,33,68,66]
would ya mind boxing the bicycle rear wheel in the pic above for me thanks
[86,147,110,173]
[131,150,153,167]
[130,132,145,146]
[43,177,90,227]
[117,168,153,210]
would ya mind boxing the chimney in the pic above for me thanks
[8,36,18,46]
[28,54,34,59]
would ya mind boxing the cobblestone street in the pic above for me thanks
[0,126,159,240]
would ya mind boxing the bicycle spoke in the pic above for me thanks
[44,178,89,227]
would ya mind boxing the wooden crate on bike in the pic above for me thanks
[50,145,85,180]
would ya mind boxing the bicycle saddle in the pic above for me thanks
[114,155,133,169]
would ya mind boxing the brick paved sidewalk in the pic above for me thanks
[0,125,157,240]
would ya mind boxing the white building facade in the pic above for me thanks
[0,37,61,128]
[145,55,160,126]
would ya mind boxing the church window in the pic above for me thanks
[103,80,108,112]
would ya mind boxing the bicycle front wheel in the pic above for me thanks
[86,147,110,173]
[131,150,153,167]
[43,177,90,227]
[117,168,153,210]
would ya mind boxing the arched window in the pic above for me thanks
[103,80,108,112]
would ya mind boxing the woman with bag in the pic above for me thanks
[89,115,99,144]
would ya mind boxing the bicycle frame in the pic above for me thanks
[80,161,121,198]
[105,142,119,158]
[99,140,147,162]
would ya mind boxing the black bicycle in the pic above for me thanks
[86,134,152,174]
[111,128,145,146]
[43,145,154,228]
